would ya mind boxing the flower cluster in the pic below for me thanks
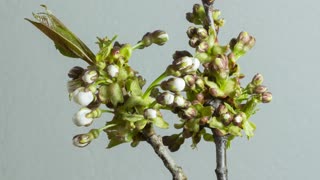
[27,3,272,150]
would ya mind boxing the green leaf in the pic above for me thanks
[199,106,214,117]
[126,78,143,96]
[96,35,117,62]
[203,133,214,142]
[120,113,144,122]
[228,126,242,137]
[208,117,224,129]
[134,120,148,130]
[107,83,124,106]
[224,102,237,114]
[243,120,256,139]
[107,138,126,149]
[25,5,95,64]
[153,117,169,129]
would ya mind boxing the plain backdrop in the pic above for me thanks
[0,0,319,180]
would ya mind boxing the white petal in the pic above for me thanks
[72,108,93,126]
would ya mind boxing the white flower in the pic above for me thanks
[107,64,119,78]
[163,93,175,105]
[72,108,93,126]
[190,58,200,71]
[174,95,186,107]
[82,70,98,84]
[144,109,157,119]
[156,92,174,105]
[73,87,94,106]
[169,77,186,92]
[234,115,243,124]
[72,134,91,148]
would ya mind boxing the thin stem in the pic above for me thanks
[201,0,217,37]
[100,109,114,114]
[132,42,144,50]
[98,124,116,132]
[143,125,187,180]
[213,132,229,180]
[142,71,168,99]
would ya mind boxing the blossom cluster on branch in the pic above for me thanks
[26,2,272,179]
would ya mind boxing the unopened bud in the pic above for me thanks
[172,50,192,60]
[144,109,158,119]
[252,73,264,86]
[151,30,169,46]
[187,26,197,39]
[233,114,243,126]
[173,95,188,108]
[68,66,84,79]
[254,85,268,94]
[73,134,91,148]
[197,41,209,53]
[189,37,200,48]
[161,77,186,92]
[199,116,209,125]
[184,74,196,88]
[222,113,233,126]
[262,92,272,103]
[72,107,93,127]
[156,92,175,105]
[82,70,98,84]
[196,27,208,39]
[107,64,119,78]
[216,104,227,115]
[72,87,94,106]
[180,107,197,120]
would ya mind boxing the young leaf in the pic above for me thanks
[243,120,256,139]
[25,5,95,64]
[153,117,169,129]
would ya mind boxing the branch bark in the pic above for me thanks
[143,125,187,180]
[201,0,216,32]
[213,132,229,180]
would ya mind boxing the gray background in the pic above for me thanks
[0,0,318,179]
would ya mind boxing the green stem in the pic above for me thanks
[132,42,144,50]
[101,109,114,113]
[98,124,117,132]
[142,71,168,99]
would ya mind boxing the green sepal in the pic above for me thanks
[25,5,95,64]
[107,83,124,107]
[96,35,117,62]
[224,102,237,114]
[120,112,144,122]
[208,117,224,129]
[126,78,143,96]
[243,120,256,139]
[153,117,169,129]
[228,126,242,136]
[203,133,214,142]
[134,120,148,130]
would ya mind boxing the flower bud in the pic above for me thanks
[72,87,94,106]
[216,104,227,115]
[199,116,209,125]
[197,41,209,53]
[107,64,119,78]
[180,107,197,120]
[195,78,205,90]
[72,107,93,127]
[156,92,175,105]
[187,26,197,39]
[172,56,200,74]
[141,32,153,48]
[151,30,169,46]
[73,134,91,148]
[189,37,200,48]
[254,85,268,94]
[161,77,186,92]
[222,113,233,126]
[196,27,208,39]
[233,112,246,126]
[144,109,158,119]
[252,73,264,86]
[184,74,196,88]
[68,66,84,79]
[173,95,188,108]
[262,92,272,103]
[82,70,98,84]
[172,50,192,60]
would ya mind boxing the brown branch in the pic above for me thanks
[201,0,216,32]
[143,125,187,180]
[210,129,229,180]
